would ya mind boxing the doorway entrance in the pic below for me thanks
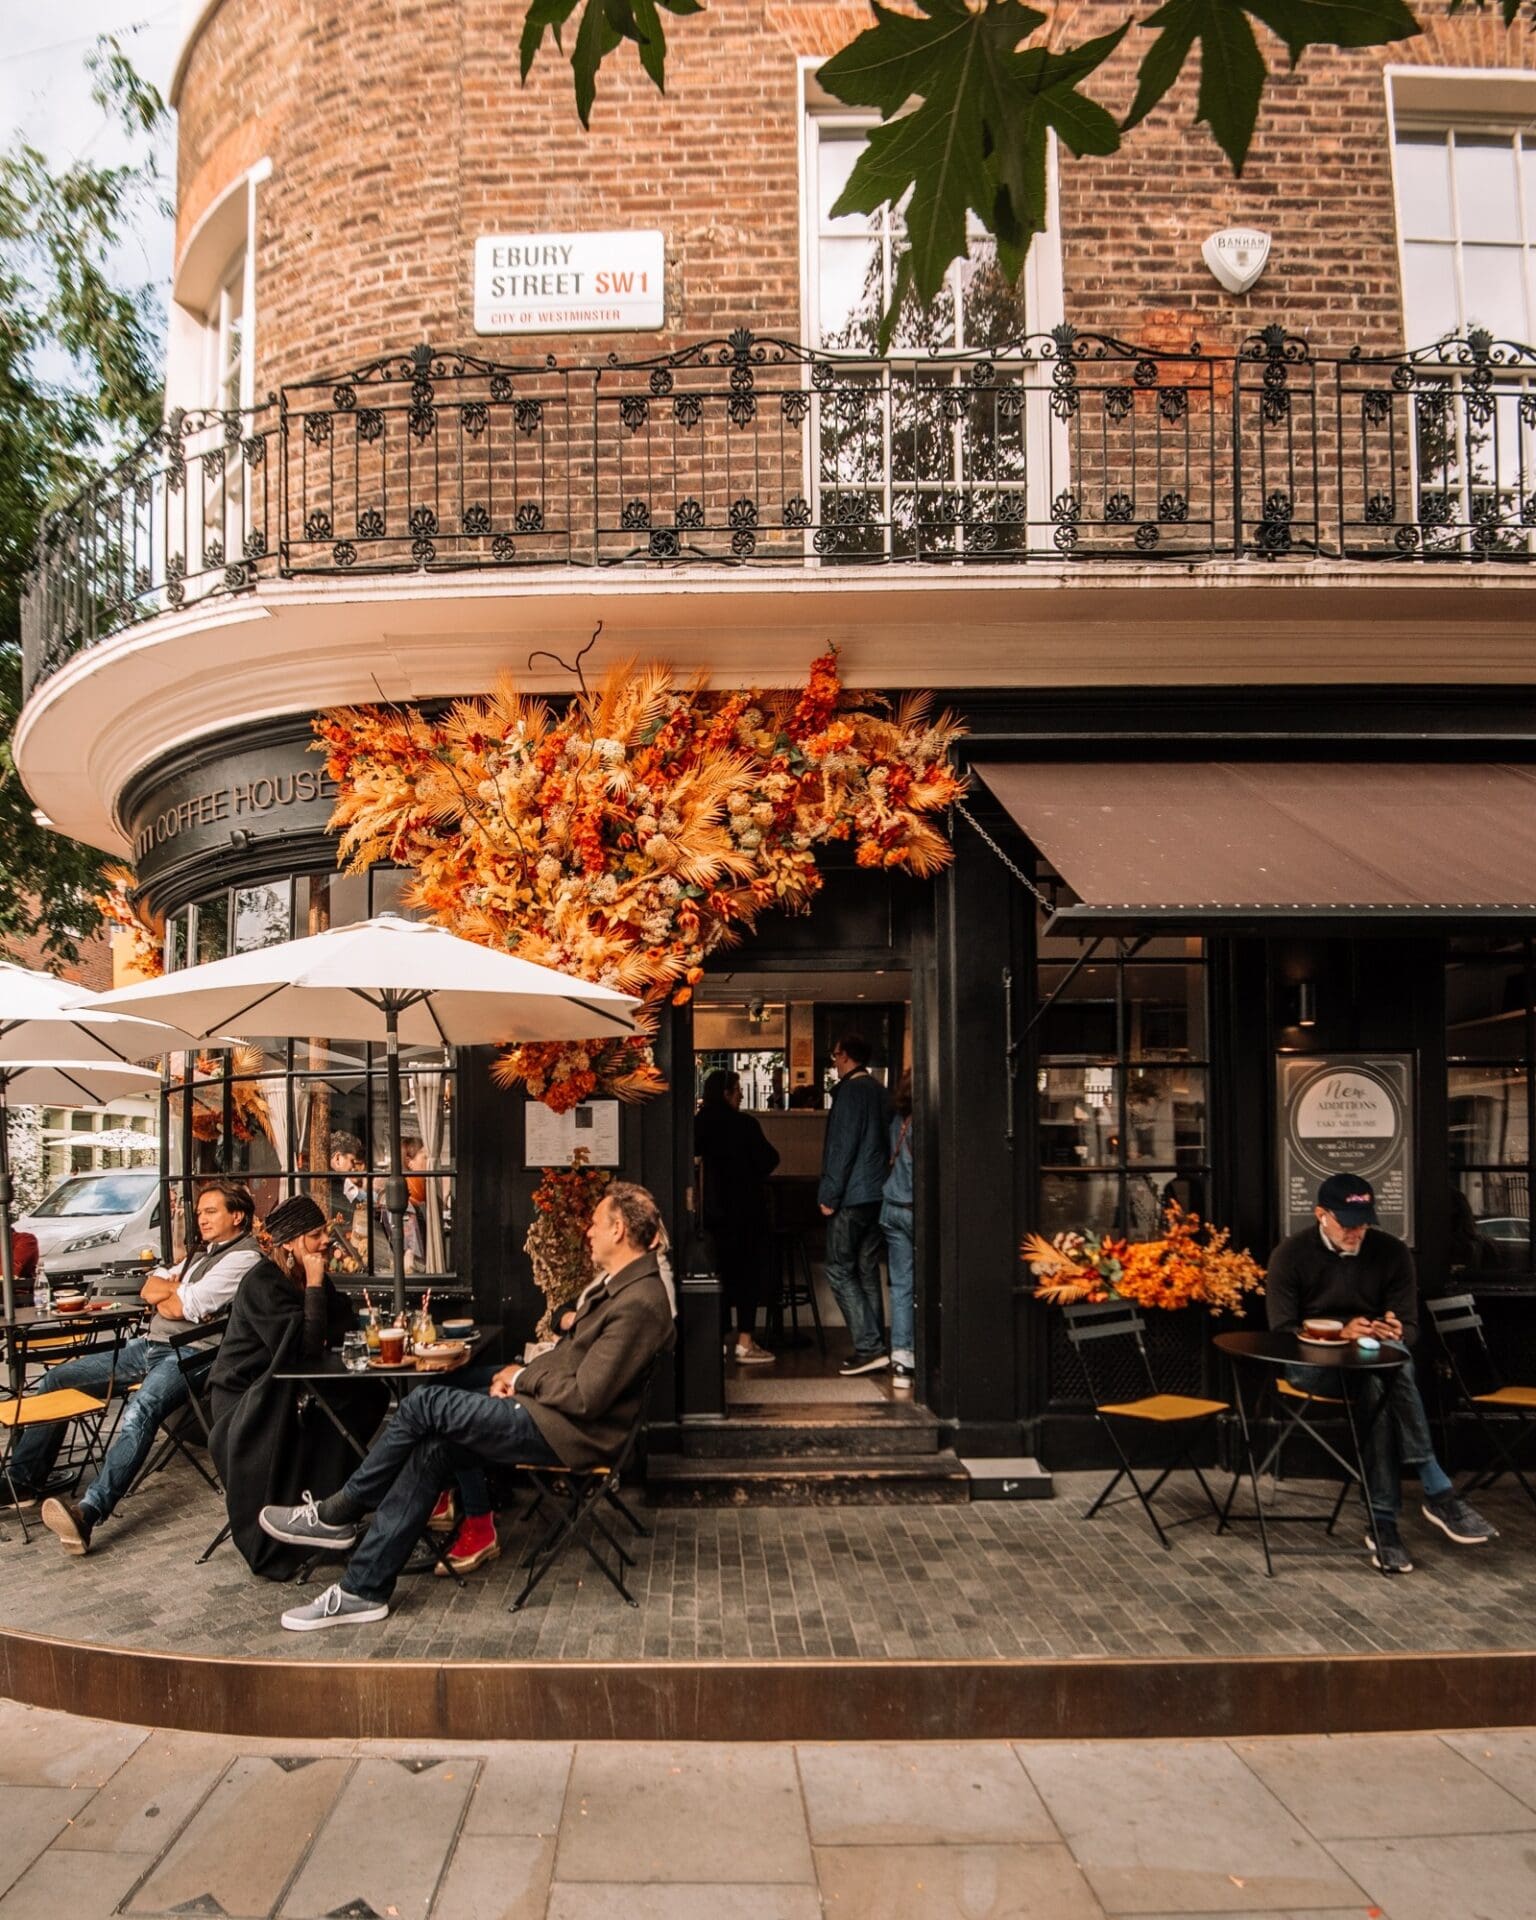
[691,968,917,1415]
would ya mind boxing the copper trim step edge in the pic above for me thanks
[2,1626,1533,1742]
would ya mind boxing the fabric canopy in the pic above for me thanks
[977,761,1536,932]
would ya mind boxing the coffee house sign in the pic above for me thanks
[127,739,340,890]
[473,230,665,334]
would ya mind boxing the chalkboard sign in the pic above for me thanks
[1276,1053,1415,1244]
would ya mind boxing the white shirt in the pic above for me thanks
[1319,1223,1361,1260]
[170,1239,261,1322]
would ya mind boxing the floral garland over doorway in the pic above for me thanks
[317,650,966,1108]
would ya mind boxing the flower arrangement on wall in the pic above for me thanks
[524,1152,612,1339]
[95,865,164,980]
[1024,1205,1265,1316]
[318,648,966,1107]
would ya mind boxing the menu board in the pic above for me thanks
[524,1099,621,1169]
[1276,1053,1415,1243]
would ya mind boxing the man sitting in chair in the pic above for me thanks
[260,1181,675,1631]
[1267,1172,1496,1575]
[14,1182,260,1555]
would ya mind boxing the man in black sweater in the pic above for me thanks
[1267,1174,1496,1573]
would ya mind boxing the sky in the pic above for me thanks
[1,0,183,293]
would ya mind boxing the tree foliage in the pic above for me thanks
[0,38,167,965]
[518,0,1520,347]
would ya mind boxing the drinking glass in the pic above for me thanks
[341,1331,369,1372]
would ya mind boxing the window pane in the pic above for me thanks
[956,244,1028,350]
[1447,959,1530,1058]
[1461,245,1528,342]
[1402,240,1461,344]
[1037,1063,1118,1166]
[1452,1171,1530,1272]
[1036,1171,1121,1239]
[194,896,229,966]
[819,237,882,348]
[1126,964,1207,1060]
[370,867,425,918]
[298,870,369,935]
[1448,1065,1529,1168]
[233,882,291,952]
[165,910,186,974]
[1036,965,1118,1055]
[1124,1066,1206,1164]
[1455,134,1521,245]
[817,133,874,232]
[1396,132,1453,241]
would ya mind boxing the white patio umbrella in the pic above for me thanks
[0,964,222,1321]
[93,914,642,1310]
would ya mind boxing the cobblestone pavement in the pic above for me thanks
[1,1463,1532,1663]
[2,1697,1535,1918]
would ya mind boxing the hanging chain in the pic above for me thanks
[955,800,1054,910]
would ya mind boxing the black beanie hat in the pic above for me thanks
[264,1193,327,1245]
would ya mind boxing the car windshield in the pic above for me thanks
[31,1173,158,1219]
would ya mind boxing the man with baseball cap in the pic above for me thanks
[1265,1173,1496,1572]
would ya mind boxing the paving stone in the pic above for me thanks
[126,1756,351,1918]
[53,1732,232,1855]
[460,1748,573,1837]
[546,1888,823,1920]
[1441,1729,1536,1814]
[0,1702,146,1788]
[555,1743,814,1884]
[1017,1741,1369,1915]
[0,1788,92,1901]
[427,1836,553,1920]
[796,1742,1058,1846]
[0,1845,149,1920]
[279,1757,475,1920]
[1328,1832,1536,1920]
[813,1841,1107,1918]
[1234,1733,1536,1839]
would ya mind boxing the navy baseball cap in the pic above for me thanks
[1317,1174,1377,1226]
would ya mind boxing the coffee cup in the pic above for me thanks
[54,1293,87,1312]
[1301,1317,1344,1342]
[378,1326,407,1365]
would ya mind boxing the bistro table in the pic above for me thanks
[274,1326,502,1581]
[0,1301,143,1398]
[1213,1329,1409,1579]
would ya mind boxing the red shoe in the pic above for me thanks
[434,1512,500,1576]
[427,1490,457,1535]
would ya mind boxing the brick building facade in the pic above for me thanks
[15,0,1536,1475]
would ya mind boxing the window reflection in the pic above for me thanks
[1444,940,1534,1273]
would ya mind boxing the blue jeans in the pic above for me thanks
[824,1201,886,1359]
[1287,1348,1438,1518]
[881,1199,914,1366]
[8,1337,204,1522]
[340,1384,561,1602]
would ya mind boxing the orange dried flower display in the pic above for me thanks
[525,1152,612,1339]
[318,649,965,1106]
[1023,1204,1265,1316]
[95,865,164,979]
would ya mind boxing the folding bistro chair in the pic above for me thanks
[1,1319,126,1544]
[507,1359,660,1612]
[1063,1300,1229,1549]
[123,1311,231,1501]
[1426,1292,1536,1513]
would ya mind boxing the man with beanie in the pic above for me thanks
[260,1182,674,1630]
[819,1033,892,1375]
[21,1183,260,1555]
[1266,1173,1496,1573]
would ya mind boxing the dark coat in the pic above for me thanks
[694,1101,780,1230]
[208,1257,382,1579]
[515,1250,676,1469]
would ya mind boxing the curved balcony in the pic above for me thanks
[15,327,1536,853]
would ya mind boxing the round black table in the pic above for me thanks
[1,1301,143,1397]
[1213,1329,1409,1578]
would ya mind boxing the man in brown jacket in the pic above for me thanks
[261,1182,674,1631]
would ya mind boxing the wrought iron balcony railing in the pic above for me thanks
[21,326,1536,699]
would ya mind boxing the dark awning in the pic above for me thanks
[977,761,1536,934]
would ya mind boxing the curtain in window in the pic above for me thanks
[408,1070,448,1273]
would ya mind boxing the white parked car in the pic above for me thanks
[15,1171,162,1284]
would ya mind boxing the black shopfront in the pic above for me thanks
[123,685,1536,1471]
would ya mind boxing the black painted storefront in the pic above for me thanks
[121,687,1536,1471]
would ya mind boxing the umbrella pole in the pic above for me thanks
[383,1000,409,1316]
[0,1083,14,1325]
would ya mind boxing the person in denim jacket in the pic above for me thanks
[818,1033,891,1375]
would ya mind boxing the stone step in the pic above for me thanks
[682,1407,943,1459]
[645,1449,972,1506]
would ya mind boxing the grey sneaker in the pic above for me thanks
[1365,1519,1414,1574]
[280,1583,388,1632]
[1422,1490,1499,1545]
[259,1491,358,1551]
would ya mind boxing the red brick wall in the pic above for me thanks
[173,0,1536,390]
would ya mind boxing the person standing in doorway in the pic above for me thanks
[695,1069,780,1363]
[882,1069,915,1390]
[819,1033,891,1375]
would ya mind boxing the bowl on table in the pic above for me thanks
[441,1318,475,1339]
[52,1293,88,1313]
[1299,1317,1346,1345]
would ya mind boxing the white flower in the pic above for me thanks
[737,827,762,850]
[727,791,750,815]
[591,875,619,904]
[659,808,681,834]
[750,803,774,828]
[536,856,562,889]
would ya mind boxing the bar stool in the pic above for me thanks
[765,1179,825,1356]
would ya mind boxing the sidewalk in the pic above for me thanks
[2,1698,1533,1919]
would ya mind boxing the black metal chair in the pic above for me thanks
[1426,1292,1536,1513]
[506,1359,660,1611]
[122,1310,231,1500]
[1,1319,126,1543]
[1063,1300,1229,1549]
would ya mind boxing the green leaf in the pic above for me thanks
[519,0,580,82]
[1245,0,1421,61]
[521,0,703,117]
